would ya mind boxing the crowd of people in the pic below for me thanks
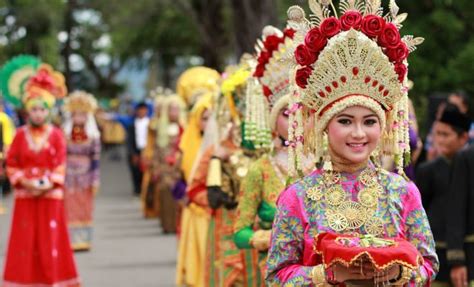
[1,1,474,287]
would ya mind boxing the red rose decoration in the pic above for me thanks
[378,23,401,49]
[258,51,271,65]
[341,11,362,31]
[394,62,407,83]
[361,15,385,38]
[320,17,341,38]
[284,28,296,38]
[295,44,317,66]
[262,85,273,97]
[305,27,327,53]
[264,35,282,51]
[295,66,313,89]
[386,42,409,62]
[253,64,265,78]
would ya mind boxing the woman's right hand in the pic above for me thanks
[331,262,375,283]
[20,178,36,190]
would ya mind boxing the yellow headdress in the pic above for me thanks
[0,55,66,109]
[286,1,424,174]
[64,90,98,114]
[176,66,220,108]
[179,92,214,182]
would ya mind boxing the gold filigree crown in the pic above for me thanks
[64,91,98,113]
[287,0,423,115]
[286,0,424,175]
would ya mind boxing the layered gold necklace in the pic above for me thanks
[307,167,385,236]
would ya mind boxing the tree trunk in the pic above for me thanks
[230,0,279,56]
[63,0,75,90]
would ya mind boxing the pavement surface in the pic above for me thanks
[0,149,177,287]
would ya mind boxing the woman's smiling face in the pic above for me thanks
[326,105,382,165]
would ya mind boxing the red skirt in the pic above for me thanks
[2,196,80,287]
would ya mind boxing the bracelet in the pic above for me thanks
[311,265,338,286]
[388,266,411,285]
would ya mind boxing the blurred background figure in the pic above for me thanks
[63,91,101,251]
[416,104,471,285]
[126,102,150,196]
[1,56,80,287]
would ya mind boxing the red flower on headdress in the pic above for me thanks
[340,11,363,31]
[253,63,265,78]
[28,69,56,93]
[378,23,401,49]
[284,28,296,38]
[262,85,273,97]
[386,42,409,62]
[394,62,407,83]
[258,51,271,65]
[264,35,282,51]
[361,15,385,38]
[320,17,341,38]
[305,27,327,53]
[295,66,313,89]
[295,44,317,66]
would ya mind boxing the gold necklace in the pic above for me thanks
[307,167,385,236]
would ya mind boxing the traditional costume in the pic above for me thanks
[204,58,261,287]
[154,94,186,233]
[233,26,303,285]
[140,88,167,218]
[266,2,438,285]
[1,55,80,286]
[62,91,101,251]
[176,91,216,287]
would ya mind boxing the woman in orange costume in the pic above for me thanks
[1,56,80,287]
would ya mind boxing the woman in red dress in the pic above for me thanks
[1,58,80,286]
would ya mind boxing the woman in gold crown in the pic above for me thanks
[266,2,438,286]
[62,90,101,251]
[232,25,314,286]
[1,57,80,286]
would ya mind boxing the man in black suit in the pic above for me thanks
[448,144,474,287]
[416,104,471,285]
[127,102,150,196]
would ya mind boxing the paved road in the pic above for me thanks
[0,149,177,287]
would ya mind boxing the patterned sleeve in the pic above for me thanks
[402,181,439,285]
[90,138,101,188]
[266,186,314,286]
[233,158,264,249]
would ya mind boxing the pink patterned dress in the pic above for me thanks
[266,166,439,286]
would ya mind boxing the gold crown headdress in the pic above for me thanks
[245,26,297,150]
[287,0,424,175]
[64,90,98,113]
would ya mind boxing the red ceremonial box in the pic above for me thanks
[313,232,423,271]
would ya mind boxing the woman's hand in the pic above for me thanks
[331,262,375,283]
[20,178,36,190]
[374,264,402,283]
[250,230,272,251]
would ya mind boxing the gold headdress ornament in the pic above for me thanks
[221,54,254,122]
[149,86,170,108]
[64,90,98,114]
[175,66,220,107]
[245,25,297,150]
[287,0,424,175]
